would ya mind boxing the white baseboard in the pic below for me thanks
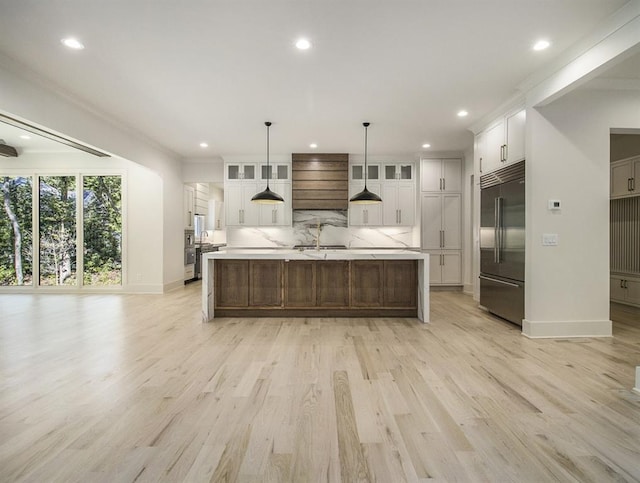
[522,319,612,338]
[463,283,474,295]
[125,283,164,294]
[163,279,185,293]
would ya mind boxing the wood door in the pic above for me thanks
[383,260,417,307]
[317,261,349,307]
[249,260,282,307]
[351,260,383,307]
[215,260,249,307]
[284,261,316,307]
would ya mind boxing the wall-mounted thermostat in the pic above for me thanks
[548,199,561,210]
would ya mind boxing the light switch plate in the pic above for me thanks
[548,199,561,210]
[542,233,559,246]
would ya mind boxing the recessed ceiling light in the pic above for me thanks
[199,142,208,148]
[20,135,31,140]
[457,110,468,117]
[533,39,550,51]
[61,37,85,50]
[422,143,431,148]
[309,143,318,149]
[295,38,311,50]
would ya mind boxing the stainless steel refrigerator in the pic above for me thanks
[480,161,525,325]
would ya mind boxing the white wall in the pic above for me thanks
[523,87,640,337]
[0,54,185,291]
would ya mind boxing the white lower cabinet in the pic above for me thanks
[428,251,461,285]
[611,275,640,307]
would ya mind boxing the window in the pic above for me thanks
[83,176,122,285]
[0,176,33,286]
[0,173,122,289]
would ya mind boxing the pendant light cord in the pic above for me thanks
[363,122,370,190]
[265,121,271,189]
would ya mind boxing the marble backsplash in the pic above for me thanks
[226,210,419,248]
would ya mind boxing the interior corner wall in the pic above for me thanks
[523,88,640,338]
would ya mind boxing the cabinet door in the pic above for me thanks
[383,261,417,307]
[249,260,282,307]
[482,121,504,173]
[224,184,242,226]
[184,185,195,229]
[284,261,316,307]
[429,253,442,284]
[442,159,462,192]
[610,277,626,302]
[351,261,383,307]
[398,164,414,181]
[421,194,442,249]
[441,252,462,284]
[442,194,461,249]
[241,183,260,225]
[625,279,640,305]
[382,183,398,225]
[611,162,633,197]
[633,159,640,194]
[396,183,415,225]
[317,261,349,307]
[226,164,242,181]
[215,260,249,307]
[505,109,526,164]
[421,159,442,192]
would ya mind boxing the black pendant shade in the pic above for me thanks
[252,121,284,204]
[350,122,382,204]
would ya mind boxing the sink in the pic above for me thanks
[293,244,347,250]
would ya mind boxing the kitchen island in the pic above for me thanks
[202,249,429,322]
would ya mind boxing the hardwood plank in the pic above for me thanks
[1,288,640,481]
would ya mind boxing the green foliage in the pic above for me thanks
[0,174,122,287]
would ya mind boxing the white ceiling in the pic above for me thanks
[0,0,635,159]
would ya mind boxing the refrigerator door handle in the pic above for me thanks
[479,275,520,288]
[496,197,503,263]
[494,198,499,263]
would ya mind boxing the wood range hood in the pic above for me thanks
[292,153,348,210]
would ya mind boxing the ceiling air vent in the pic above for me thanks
[0,140,18,157]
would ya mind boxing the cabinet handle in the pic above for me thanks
[479,157,483,173]
[442,178,446,191]
[632,177,636,191]
[629,178,633,192]
[625,280,629,289]
[188,211,192,226]
[504,144,508,162]
[439,178,443,190]
[398,210,402,224]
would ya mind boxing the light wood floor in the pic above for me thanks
[1,285,639,482]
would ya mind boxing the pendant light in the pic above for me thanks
[350,122,382,204]
[252,121,284,204]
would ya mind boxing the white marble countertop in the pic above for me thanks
[203,248,428,260]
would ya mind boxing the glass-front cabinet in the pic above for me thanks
[350,164,380,182]
[226,163,257,181]
[260,164,289,181]
[384,163,414,181]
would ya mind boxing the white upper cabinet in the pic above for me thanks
[225,163,257,182]
[611,156,640,198]
[477,107,526,175]
[505,109,526,164]
[383,163,414,181]
[183,185,195,229]
[421,158,462,192]
[224,161,292,226]
[350,164,381,182]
